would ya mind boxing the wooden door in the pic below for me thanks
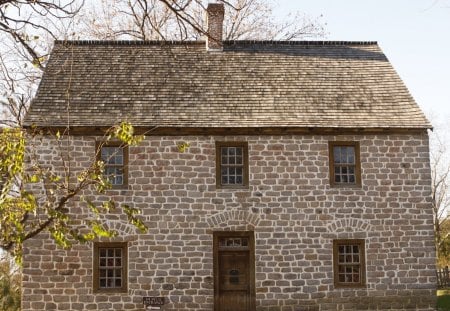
[214,231,255,311]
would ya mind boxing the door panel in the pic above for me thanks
[219,290,249,311]
[219,252,249,290]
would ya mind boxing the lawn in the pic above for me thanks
[438,289,450,311]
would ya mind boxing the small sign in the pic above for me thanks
[143,297,165,306]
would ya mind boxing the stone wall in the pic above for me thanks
[22,133,437,310]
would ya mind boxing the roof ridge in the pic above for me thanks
[54,39,378,46]
[54,40,205,46]
[225,40,378,46]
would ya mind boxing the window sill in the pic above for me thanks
[334,284,366,289]
[93,288,128,294]
[216,185,249,190]
[329,183,362,189]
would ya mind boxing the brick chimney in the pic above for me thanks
[206,2,224,51]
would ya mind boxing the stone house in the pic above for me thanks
[22,3,436,311]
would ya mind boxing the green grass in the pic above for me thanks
[438,289,450,311]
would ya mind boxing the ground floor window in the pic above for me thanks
[333,239,366,288]
[93,242,128,293]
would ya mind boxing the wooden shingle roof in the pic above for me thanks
[24,40,431,132]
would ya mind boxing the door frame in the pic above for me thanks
[213,231,256,311]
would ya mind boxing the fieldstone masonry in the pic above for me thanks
[22,133,436,310]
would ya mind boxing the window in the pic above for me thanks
[97,143,128,188]
[333,239,366,288]
[216,142,249,188]
[329,141,361,187]
[93,242,128,293]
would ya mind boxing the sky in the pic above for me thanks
[274,0,450,128]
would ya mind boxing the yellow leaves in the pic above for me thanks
[50,175,61,182]
[122,204,147,233]
[112,121,143,146]
[32,56,46,68]
[49,229,70,249]
[29,175,40,183]
[0,128,25,176]
[177,141,190,153]
[0,121,149,263]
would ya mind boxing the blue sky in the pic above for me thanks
[274,0,450,126]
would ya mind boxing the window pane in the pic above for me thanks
[222,155,228,165]
[115,175,123,185]
[115,155,123,165]
[107,258,114,266]
[236,155,242,165]
[229,156,235,165]
[348,151,355,164]
[221,167,228,177]
[334,148,341,164]
[221,175,228,185]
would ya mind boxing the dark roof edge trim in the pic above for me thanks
[54,40,378,46]
[23,126,429,136]
[54,40,206,46]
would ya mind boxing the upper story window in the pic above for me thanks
[333,239,366,288]
[216,142,249,188]
[93,242,128,293]
[97,143,128,188]
[329,141,361,187]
